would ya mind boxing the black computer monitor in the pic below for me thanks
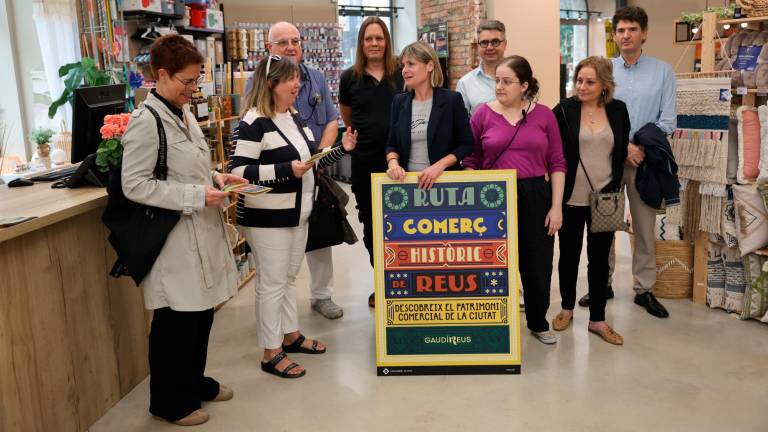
[71,84,126,164]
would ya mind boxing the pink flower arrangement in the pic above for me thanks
[99,113,132,140]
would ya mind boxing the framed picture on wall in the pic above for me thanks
[676,21,692,43]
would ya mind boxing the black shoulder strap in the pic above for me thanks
[559,105,596,192]
[143,104,169,181]
[290,111,316,152]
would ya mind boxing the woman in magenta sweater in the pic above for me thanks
[462,55,566,345]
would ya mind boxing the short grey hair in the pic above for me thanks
[477,20,505,36]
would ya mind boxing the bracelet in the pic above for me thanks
[387,157,399,165]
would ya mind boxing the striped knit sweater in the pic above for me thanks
[229,108,347,228]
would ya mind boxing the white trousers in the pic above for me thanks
[245,215,309,349]
[306,247,334,300]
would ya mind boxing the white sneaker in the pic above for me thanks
[531,330,559,344]
[311,298,343,319]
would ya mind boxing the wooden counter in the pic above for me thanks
[0,183,151,432]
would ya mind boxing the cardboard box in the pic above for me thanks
[121,0,162,13]
[206,9,224,31]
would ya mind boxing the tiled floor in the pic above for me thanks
[91,184,768,432]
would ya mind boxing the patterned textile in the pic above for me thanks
[672,78,733,237]
[725,246,746,313]
[741,253,768,320]
[707,240,726,309]
[760,106,768,183]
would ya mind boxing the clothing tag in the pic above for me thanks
[736,86,748,96]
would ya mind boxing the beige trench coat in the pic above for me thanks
[121,93,238,311]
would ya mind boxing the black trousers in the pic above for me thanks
[350,155,387,267]
[148,307,220,422]
[518,177,555,332]
[557,205,614,322]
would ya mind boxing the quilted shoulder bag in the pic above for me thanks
[578,157,628,233]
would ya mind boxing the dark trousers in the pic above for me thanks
[557,205,614,322]
[350,156,387,266]
[148,307,220,422]
[518,177,555,332]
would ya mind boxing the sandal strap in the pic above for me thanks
[267,351,287,367]
[311,339,318,351]
[282,362,301,375]
[286,334,306,349]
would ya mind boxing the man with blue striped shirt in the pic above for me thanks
[579,7,676,318]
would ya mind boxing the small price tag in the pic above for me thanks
[736,86,749,95]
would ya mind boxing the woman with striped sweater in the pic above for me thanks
[230,55,357,378]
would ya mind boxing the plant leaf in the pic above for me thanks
[48,89,72,119]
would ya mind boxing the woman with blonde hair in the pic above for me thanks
[230,55,357,377]
[385,42,473,189]
[552,56,630,345]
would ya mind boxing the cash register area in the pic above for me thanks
[67,186,765,432]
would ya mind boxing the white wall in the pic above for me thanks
[0,0,25,160]
[393,0,418,54]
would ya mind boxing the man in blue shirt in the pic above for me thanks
[456,20,508,115]
[579,7,676,318]
[245,21,343,319]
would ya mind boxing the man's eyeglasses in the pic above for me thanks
[271,38,302,48]
[174,75,204,88]
[265,54,282,77]
[478,38,504,48]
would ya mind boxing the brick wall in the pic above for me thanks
[420,0,486,89]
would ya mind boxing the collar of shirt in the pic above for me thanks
[617,52,644,70]
[151,88,184,120]
[474,63,495,81]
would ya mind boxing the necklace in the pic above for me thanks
[587,110,596,124]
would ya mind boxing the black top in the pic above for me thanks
[150,89,184,120]
[339,67,404,163]
[552,96,630,204]
[385,87,474,168]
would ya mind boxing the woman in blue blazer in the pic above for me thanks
[385,42,474,189]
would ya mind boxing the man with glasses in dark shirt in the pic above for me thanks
[456,20,508,115]
[339,17,404,307]
[243,21,343,319]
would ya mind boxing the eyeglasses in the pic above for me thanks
[174,74,204,88]
[265,54,282,78]
[478,38,505,48]
[271,38,302,48]
[495,78,520,86]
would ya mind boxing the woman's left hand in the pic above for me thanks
[544,206,562,236]
[342,128,358,152]
[215,173,248,190]
[417,164,445,190]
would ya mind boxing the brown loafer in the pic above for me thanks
[588,325,624,345]
[212,384,234,402]
[368,292,375,307]
[174,410,209,426]
[552,311,573,331]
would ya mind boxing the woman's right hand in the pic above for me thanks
[205,186,229,207]
[292,160,314,178]
[387,159,405,181]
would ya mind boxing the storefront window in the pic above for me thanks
[338,0,393,69]
[560,0,589,96]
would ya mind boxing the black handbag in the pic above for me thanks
[102,105,181,285]
[306,173,346,252]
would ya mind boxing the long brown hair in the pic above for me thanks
[352,17,398,82]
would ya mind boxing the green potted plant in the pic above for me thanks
[29,127,55,159]
[48,57,116,119]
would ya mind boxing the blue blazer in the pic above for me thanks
[385,87,474,169]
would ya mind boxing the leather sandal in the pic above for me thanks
[552,311,573,331]
[282,334,326,354]
[261,351,305,378]
[588,325,624,345]
[173,410,209,426]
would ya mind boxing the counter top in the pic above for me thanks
[0,183,108,243]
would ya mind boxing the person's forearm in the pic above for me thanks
[435,154,458,170]
[318,120,338,149]
[550,171,565,207]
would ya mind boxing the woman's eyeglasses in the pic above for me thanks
[265,54,282,77]
[174,75,204,88]
[478,38,504,48]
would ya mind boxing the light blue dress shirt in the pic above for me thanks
[456,64,496,115]
[612,54,677,140]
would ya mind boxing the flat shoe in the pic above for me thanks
[261,351,305,378]
[282,334,326,354]
[588,325,624,345]
[174,410,209,426]
[552,312,573,331]
[368,292,375,307]
[211,384,233,402]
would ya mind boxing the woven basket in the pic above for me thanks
[738,0,768,17]
[629,235,694,299]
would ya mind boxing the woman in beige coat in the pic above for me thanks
[120,35,246,427]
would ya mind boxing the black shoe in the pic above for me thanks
[634,292,669,318]
[368,292,375,308]
[577,287,614,307]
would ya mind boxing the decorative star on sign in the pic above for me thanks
[499,271,504,276]
[389,274,394,278]
[484,272,489,276]
[492,289,497,293]
[485,289,490,293]
[490,279,498,286]
[491,272,497,276]
[397,291,403,295]
[397,273,402,278]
